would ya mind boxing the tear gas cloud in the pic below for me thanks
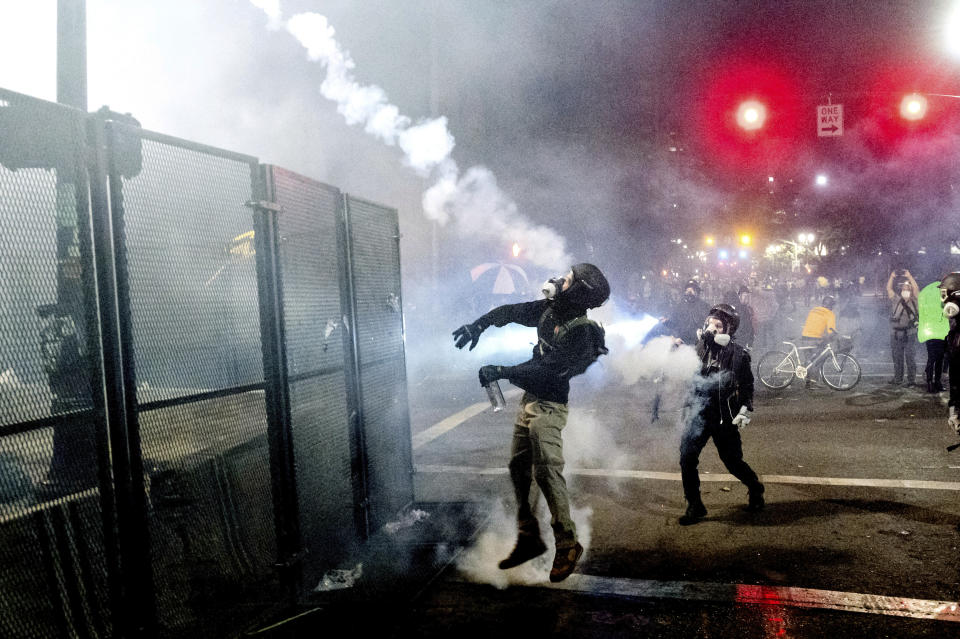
[456,498,593,589]
[253,1,573,272]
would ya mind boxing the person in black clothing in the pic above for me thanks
[940,273,960,436]
[452,263,610,582]
[645,279,712,346]
[736,285,756,348]
[723,287,756,349]
[678,303,764,525]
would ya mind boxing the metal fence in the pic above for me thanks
[0,87,413,638]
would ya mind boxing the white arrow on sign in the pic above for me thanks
[817,104,843,137]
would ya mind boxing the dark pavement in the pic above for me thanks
[252,334,960,638]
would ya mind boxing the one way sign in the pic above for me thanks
[817,104,843,137]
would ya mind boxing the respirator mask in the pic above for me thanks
[942,288,960,318]
[697,321,730,347]
[541,276,566,301]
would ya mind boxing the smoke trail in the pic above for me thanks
[254,3,573,270]
[456,498,592,588]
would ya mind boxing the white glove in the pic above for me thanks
[732,406,752,430]
[949,406,959,435]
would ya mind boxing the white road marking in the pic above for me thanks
[412,389,522,450]
[543,575,960,622]
[415,465,960,491]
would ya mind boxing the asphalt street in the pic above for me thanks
[398,346,960,638]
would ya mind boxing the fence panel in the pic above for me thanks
[0,87,416,637]
[266,166,360,590]
[110,124,279,637]
[0,89,112,638]
[343,195,413,532]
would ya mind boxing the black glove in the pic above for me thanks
[478,365,503,387]
[453,320,485,350]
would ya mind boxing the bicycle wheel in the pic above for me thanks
[820,352,861,390]
[757,350,796,389]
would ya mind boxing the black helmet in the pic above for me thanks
[822,295,836,310]
[940,272,960,316]
[565,263,610,309]
[738,284,751,295]
[939,272,960,297]
[684,279,701,296]
[707,303,740,336]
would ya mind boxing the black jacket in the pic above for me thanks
[693,338,754,424]
[477,299,607,404]
[645,296,712,345]
[948,321,960,409]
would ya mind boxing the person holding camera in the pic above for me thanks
[886,269,920,387]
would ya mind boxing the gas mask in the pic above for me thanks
[683,293,698,303]
[697,322,730,347]
[541,276,566,301]
[942,288,960,318]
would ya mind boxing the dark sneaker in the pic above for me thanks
[498,535,547,570]
[934,382,945,393]
[549,542,583,582]
[678,502,708,525]
[746,484,765,512]
[887,379,901,385]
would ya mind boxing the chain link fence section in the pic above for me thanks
[111,124,278,637]
[0,89,111,638]
[343,195,414,532]
[267,167,359,589]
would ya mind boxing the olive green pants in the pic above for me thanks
[508,392,576,547]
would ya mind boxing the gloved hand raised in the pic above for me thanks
[478,365,504,387]
[732,406,752,430]
[453,320,486,350]
[949,406,959,435]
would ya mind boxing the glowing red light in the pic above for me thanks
[691,57,802,173]
[737,100,767,130]
[900,93,927,120]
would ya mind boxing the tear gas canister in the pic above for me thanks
[484,380,505,411]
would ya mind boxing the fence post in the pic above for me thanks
[336,194,371,540]
[87,117,158,637]
[248,174,303,604]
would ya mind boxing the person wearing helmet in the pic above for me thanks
[799,295,838,386]
[678,304,764,525]
[939,273,960,435]
[452,263,610,582]
[886,269,920,386]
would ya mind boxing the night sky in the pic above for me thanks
[2,0,959,288]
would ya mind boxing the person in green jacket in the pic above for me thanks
[919,280,950,393]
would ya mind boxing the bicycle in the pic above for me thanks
[756,334,861,391]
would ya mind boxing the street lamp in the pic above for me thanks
[815,174,828,187]
[945,2,960,59]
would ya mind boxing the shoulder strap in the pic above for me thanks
[555,315,598,342]
[556,316,608,355]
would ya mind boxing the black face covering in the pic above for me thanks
[684,293,698,303]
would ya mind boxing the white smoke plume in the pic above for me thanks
[456,498,592,588]
[255,3,573,271]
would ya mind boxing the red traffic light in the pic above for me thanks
[736,100,767,130]
[899,93,928,120]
